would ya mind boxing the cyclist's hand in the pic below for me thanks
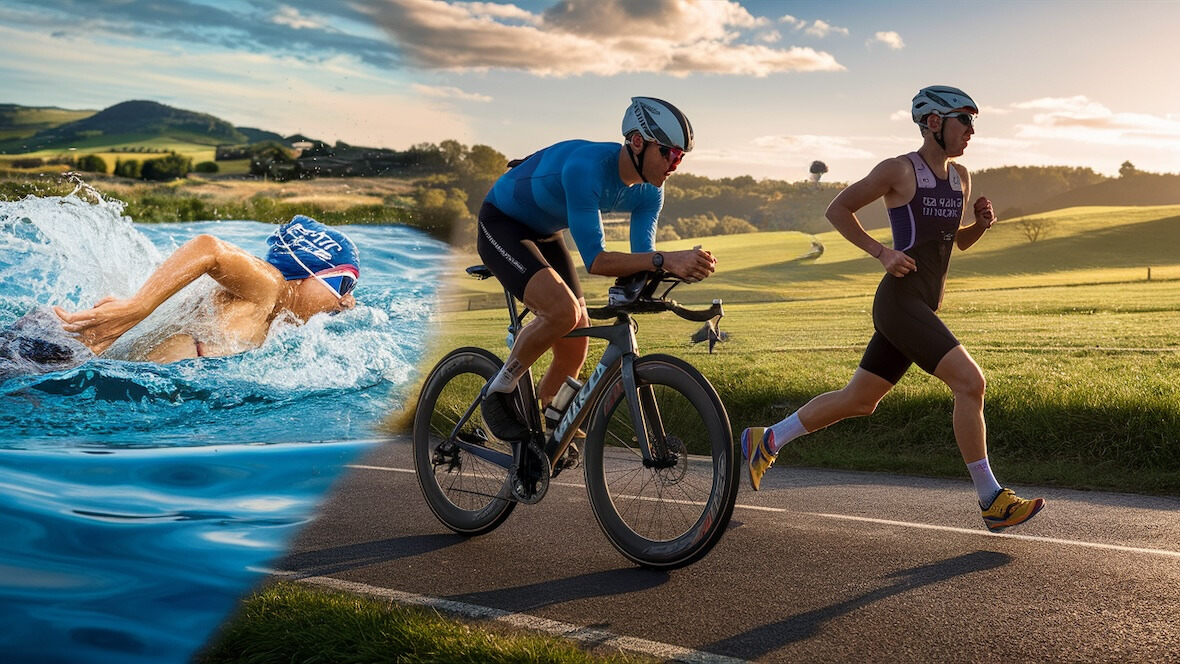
[879,247,916,278]
[666,247,716,283]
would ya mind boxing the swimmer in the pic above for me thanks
[32,215,359,365]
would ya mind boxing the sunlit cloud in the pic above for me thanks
[867,31,905,50]
[804,20,849,38]
[365,0,844,76]
[1012,96,1180,147]
[410,84,492,102]
[0,25,471,150]
[778,14,848,38]
[272,6,323,30]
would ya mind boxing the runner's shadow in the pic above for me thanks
[448,568,668,614]
[274,534,462,578]
[706,550,1011,659]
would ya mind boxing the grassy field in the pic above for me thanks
[197,582,654,664]
[409,205,1180,495]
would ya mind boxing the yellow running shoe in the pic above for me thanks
[981,488,1045,532]
[740,427,778,491]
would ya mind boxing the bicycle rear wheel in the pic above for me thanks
[583,354,738,569]
[413,347,516,535]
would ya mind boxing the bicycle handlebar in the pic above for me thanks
[586,271,724,322]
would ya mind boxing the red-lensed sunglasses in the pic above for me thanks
[657,144,684,167]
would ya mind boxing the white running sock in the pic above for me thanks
[767,412,809,454]
[967,457,1003,506]
[488,359,524,394]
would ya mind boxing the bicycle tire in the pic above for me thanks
[583,354,738,569]
[413,347,516,535]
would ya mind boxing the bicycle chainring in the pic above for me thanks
[510,442,551,504]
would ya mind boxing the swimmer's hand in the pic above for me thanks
[878,246,916,278]
[54,296,148,356]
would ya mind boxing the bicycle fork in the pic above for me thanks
[561,317,670,468]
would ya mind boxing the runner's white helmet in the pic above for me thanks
[622,97,694,152]
[911,85,978,125]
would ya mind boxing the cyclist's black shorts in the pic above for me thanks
[476,202,583,302]
[858,279,960,384]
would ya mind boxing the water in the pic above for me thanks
[0,187,450,663]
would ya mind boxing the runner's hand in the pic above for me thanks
[665,247,717,283]
[974,196,996,228]
[879,247,916,278]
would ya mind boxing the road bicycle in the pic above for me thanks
[412,267,739,569]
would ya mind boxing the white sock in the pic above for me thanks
[767,412,809,454]
[967,457,1003,506]
[488,359,524,394]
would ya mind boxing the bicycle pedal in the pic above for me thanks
[554,441,581,471]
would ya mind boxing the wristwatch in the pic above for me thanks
[652,252,664,269]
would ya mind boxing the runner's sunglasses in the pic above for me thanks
[940,112,975,128]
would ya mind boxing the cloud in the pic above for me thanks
[365,0,844,77]
[804,20,849,38]
[410,84,492,102]
[1011,96,1180,147]
[778,14,848,38]
[867,31,905,50]
[2,0,401,69]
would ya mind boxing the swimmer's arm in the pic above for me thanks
[55,235,283,355]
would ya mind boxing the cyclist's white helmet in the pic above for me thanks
[911,85,978,125]
[622,97,695,152]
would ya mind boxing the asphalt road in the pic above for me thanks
[278,438,1180,663]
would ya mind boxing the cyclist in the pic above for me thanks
[477,97,717,442]
[741,85,1045,532]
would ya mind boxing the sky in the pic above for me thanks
[2,0,1179,183]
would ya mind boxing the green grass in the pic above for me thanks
[196,582,654,664]
[416,205,1180,495]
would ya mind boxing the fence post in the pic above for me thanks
[1147,267,1152,281]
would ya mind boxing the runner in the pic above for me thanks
[741,85,1045,532]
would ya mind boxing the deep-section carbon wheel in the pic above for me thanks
[412,347,515,534]
[583,354,738,569]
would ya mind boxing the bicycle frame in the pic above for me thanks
[444,288,668,476]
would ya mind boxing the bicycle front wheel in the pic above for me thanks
[583,354,738,569]
[412,347,516,535]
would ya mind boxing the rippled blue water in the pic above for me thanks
[0,189,449,663]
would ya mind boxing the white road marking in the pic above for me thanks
[273,572,748,664]
[350,463,1180,559]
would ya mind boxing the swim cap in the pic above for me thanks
[265,215,360,286]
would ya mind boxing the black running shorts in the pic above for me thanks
[476,202,583,302]
[858,279,960,384]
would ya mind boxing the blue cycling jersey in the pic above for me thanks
[484,140,663,270]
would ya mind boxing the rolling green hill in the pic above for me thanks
[0,104,96,143]
[0,100,248,153]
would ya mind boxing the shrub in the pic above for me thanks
[10,158,44,169]
[114,159,141,179]
[141,152,192,181]
[193,161,219,174]
[75,154,107,174]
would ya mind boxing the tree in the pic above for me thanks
[1119,161,1138,178]
[1016,217,1054,243]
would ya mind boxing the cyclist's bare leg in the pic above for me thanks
[932,345,987,464]
[796,368,893,433]
[495,268,581,394]
[536,299,589,405]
